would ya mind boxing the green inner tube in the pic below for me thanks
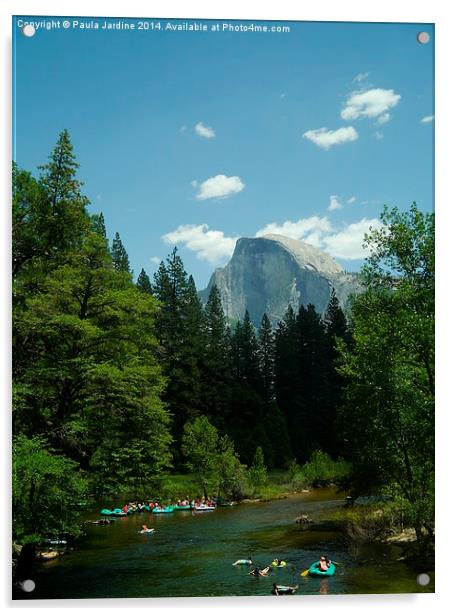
[152,506,174,513]
[308,562,336,577]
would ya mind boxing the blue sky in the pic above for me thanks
[13,17,434,289]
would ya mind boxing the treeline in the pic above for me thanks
[147,248,350,468]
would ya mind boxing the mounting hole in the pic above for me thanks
[21,579,36,592]
[22,24,36,37]
[416,573,430,586]
[417,32,430,44]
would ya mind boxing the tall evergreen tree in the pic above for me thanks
[91,212,107,239]
[38,129,89,259]
[274,306,303,458]
[152,249,202,464]
[258,313,274,404]
[111,232,130,273]
[296,303,329,455]
[231,310,261,391]
[136,268,153,294]
[200,285,232,429]
[323,290,350,456]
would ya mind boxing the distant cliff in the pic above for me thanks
[199,234,361,326]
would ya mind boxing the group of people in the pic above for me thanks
[117,496,217,513]
[234,555,331,577]
[122,500,160,513]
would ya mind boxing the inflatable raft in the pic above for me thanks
[100,508,127,516]
[308,562,336,577]
[194,505,216,512]
[152,506,174,514]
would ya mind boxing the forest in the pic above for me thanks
[12,131,434,555]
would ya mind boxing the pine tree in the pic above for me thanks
[200,285,231,429]
[152,249,202,465]
[91,212,107,239]
[323,290,349,456]
[111,232,130,272]
[38,129,89,258]
[274,306,302,458]
[258,313,274,404]
[136,268,153,294]
[296,303,329,455]
[231,310,261,391]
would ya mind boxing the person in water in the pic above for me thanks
[317,555,331,571]
[232,556,252,565]
[250,566,270,577]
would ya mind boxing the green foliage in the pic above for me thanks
[111,232,131,273]
[12,132,172,522]
[181,416,244,499]
[339,203,434,542]
[136,268,153,294]
[248,446,267,489]
[216,435,246,500]
[12,435,87,545]
[200,285,232,429]
[293,450,351,488]
[153,249,203,463]
[182,416,220,497]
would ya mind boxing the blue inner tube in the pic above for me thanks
[308,562,336,577]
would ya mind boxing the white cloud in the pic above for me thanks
[257,215,381,260]
[328,195,342,211]
[195,121,216,139]
[322,218,381,259]
[303,126,358,150]
[353,72,369,83]
[374,131,384,141]
[162,224,238,264]
[347,196,356,204]
[150,256,161,265]
[255,216,332,240]
[341,88,401,123]
[195,174,245,201]
[420,115,434,123]
[376,112,390,125]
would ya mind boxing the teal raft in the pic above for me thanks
[100,508,127,517]
[152,506,174,514]
[308,562,336,577]
[173,505,191,510]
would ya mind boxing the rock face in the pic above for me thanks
[199,234,361,326]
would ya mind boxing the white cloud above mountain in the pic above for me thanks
[341,88,401,124]
[194,174,245,200]
[420,115,434,124]
[303,126,358,150]
[162,224,239,264]
[256,216,332,240]
[322,218,381,259]
[163,215,381,265]
[195,121,216,139]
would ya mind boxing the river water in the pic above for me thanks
[27,488,434,599]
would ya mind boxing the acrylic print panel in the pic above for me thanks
[12,15,434,599]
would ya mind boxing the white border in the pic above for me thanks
[1,1,452,614]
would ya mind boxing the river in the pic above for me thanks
[26,488,434,599]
